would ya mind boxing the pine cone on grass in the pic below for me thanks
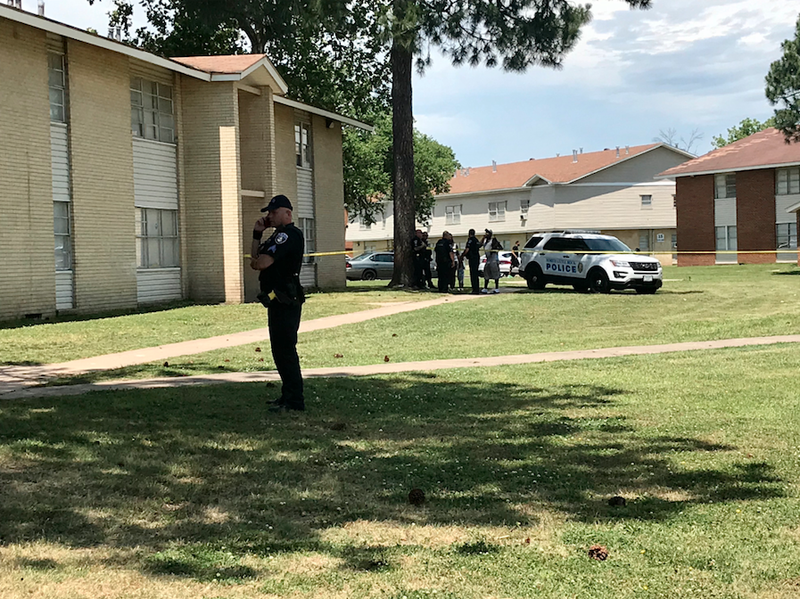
[588,544,609,561]
[408,488,425,506]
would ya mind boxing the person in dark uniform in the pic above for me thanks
[412,229,426,288]
[461,228,481,294]
[421,231,435,289]
[434,231,455,293]
[250,194,306,412]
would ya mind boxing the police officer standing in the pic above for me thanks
[434,231,455,293]
[250,194,306,412]
[412,229,426,288]
[461,228,481,294]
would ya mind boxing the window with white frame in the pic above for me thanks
[640,194,652,207]
[488,201,506,222]
[300,218,316,263]
[520,199,530,216]
[131,77,174,143]
[295,122,312,168]
[714,173,736,199]
[715,225,737,251]
[776,167,800,195]
[777,223,798,249]
[445,205,461,225]
[136,208,179,268]
[359,216,371,231]
[54,200,71,270]
[48,52,66,123]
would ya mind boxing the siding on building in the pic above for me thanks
[0,20,55,321]
[51,122,74,309]
[133,137,182,302]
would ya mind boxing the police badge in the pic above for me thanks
[275,232,289,244]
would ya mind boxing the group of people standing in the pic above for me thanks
[412,227,509,294]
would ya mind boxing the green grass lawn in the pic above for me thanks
[2,345,800,598]
[56,263,800,385]
[0,285,431,366]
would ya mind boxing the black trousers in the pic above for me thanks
[437,262,452,292]
[469,257,480,293]
[268,301,304,407]
[413,256,425,287]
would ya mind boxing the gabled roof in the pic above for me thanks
[658,128,800,179]
[445,144,687,195]
[171,54,288,94]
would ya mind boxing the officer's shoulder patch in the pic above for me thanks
[275,232,289,244]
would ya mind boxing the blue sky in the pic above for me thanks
[42,0,799,168]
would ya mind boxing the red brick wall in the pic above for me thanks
[736,169,776,264]
[676,175,715,266]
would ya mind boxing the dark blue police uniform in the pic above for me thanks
[464,235,481,294]
[255,198,305,411]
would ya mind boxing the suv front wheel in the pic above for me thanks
[588,268,610,294]
[526,263,546,290]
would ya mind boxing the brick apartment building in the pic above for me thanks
[0,4,369,322]
[658,128,800,266]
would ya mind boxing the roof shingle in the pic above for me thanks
[446,144,660,194]
[171,54,267,74]
[659,128,800,178]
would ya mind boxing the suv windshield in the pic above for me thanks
[584,238,632,253]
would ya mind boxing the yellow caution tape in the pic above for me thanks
[246,249,798,259]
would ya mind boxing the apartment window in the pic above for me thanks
[776,167,800,195]
[777,223,798,249]
[640,194,652,208]
[715,225,737,251]
[488,201,506,222]
[671,234,678,250]
[295,122,312,168]
[131,77,174,143]
[359,217,371,231]
[714,173,736,199]
[48,52,66,123]
[520,199,530,216]
[445,205,461,225]
[638,233,650,251]
[300,218,316,263]
[54,200,72,270]
[136,208,179,268]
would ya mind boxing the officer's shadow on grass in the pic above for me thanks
[0,374,784,568]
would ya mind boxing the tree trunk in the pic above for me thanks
[389,38,415,287]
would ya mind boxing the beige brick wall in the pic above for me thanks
[273,104,298,203]
[311,115,346,289]
[0,20,56,321]
[180,77,243,303]
[238,87,275,302]
[67,40,138,313]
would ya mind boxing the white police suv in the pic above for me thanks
[518,232,663,294]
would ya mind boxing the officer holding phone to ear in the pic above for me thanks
[250,194,306,413]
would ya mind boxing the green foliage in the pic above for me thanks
[343,111,459,225]
[766,14,800,142]
[711,117,776,149]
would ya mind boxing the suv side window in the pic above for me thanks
[524,236,543,249]
[543,237,569,251]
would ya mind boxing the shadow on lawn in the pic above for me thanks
[0,375,783,569]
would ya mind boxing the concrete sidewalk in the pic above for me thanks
[5,334,800,400]
[0,292,482,397]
